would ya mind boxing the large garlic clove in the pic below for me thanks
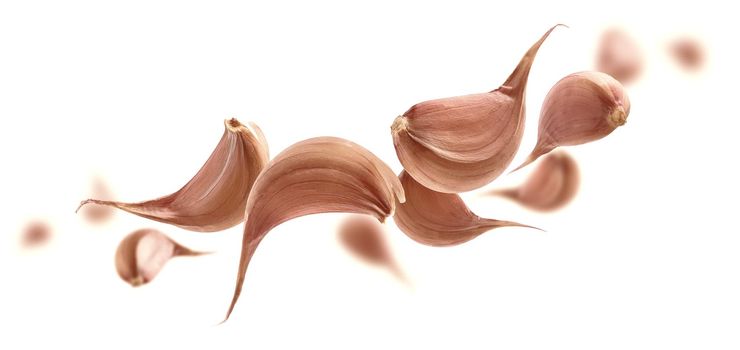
[338,215,407,283]
[393,171,535,247]
[490,151,579,211]
[391,25,563,193]
[115,228,205,287]
[513,71,630,171]
[224,137,405,321]
[596,28,643,84]
[77,118,269,232]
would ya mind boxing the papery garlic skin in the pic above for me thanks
[224,137,405,321]
[393,171,535,247]
[115,229,203,287]
[513,71,629,171]
[77,118,269,232]
[392,25,563,193]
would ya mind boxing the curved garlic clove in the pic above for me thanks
[490,151,579,211]
[115,228,205,287]
[513,71,630,171]
[77,118,270,232]
[224,137,405,321]
[21,221,52,248]
[338,215,407,283]
[391,25,563,193]
[596,28,643,84]
[393,171,536,247]
[80,177,115,224]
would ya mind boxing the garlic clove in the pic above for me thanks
[338,215,407,283]
[391,25,563,193]
[393,171,537,247]
[489,151,579,211]
[513,71,630,172]
[80,177,115,224]
[596,28,643,84]
[670,37,705,71]
[21,221,52,248]
[224,137,405,321]
[77,118,269,232]
[115,228,205,287]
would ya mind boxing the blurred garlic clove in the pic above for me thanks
[115,228,205,287]
[391,25,563,193]
[670,37,705,71]
[77,118,269,232]
[338,215,407,283]
[490,151,579,211]
[393,171,536,247]
[80,177,115,224]
[21,221,52,248]
[513,71,630,171]
[596,28,643,84]
[224,137,405,321]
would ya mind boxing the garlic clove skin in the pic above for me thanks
[224,137,404,321]
[392,25,563,193]
[393,171,537,247]
[513,71,630,172]
[77,118,269,232]
[596,28,643,84]
[115,228,205,287]
[338,215,407,283]
[490,151,579,211]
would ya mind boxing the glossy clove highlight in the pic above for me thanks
[338,215,407,283]
[596,28,643,84]
[393,171,536,247]
[490,151,579,211]
[115,228,205,287]
[224,137,405,321]
[391,25,563,193]
[513,71,630,171]
[77,118,269,232]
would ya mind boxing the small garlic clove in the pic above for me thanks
[596,28,643,84]
[21,221,52,248]
[77,118,269,232]
[670,37,705,71]
[115,228,205,287]
[338,215,407,283]
[490,151,579,211]
[392,25,563,193]
[224,137,405,321]
[513,71,630,171]
[393,171,536,247]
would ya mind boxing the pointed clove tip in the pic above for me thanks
[224,117,243,131]
[75,199,91,214]
[390,115,408,135]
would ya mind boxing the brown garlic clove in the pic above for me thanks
[513,71,630,171]
[391,25,563,193]
[224,137,405,321]
[115,228,205,287]
[21,221,52,248]
[338,215,407,283]
[393,171,536,247]
[670,37,704,71]
[77,118,269,232]
[596,28,643,84]
[80,177,115,224]
[489,151,579,211]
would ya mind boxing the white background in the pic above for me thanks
[1,1,738,349]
